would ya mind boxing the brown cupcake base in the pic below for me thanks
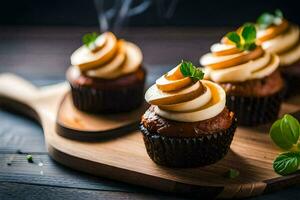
[226,89,285,126]
[67,67,146,114]
[70,83,145,113]
[140,118,237,168]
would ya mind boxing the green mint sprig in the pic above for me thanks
[270,114,300,175]
[226,23,257,51]
[26,154,34,163]
[180,60,204,82]
[257,9,284,30]
[82,32,99,49]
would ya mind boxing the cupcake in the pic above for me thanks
[66,32,146,113]
[256,10,300,96]
[140,61,237,167]
[200,24,284,126]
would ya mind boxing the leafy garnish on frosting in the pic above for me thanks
[82,32,99,49]
[180,60,204,82]
[226,23,257,51]
[257,9,284,29]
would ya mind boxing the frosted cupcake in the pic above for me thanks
[140,61,236,167]
[67,32,146,113]
[200,24,284,126]
[256,9,300,95]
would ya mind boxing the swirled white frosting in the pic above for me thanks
[257,21,300,67]
[200,44,280,82]
[70,32,143,79]
[144,66,226,122]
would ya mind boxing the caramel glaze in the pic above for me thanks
[67,66,146,90]
[220,70,284,97]
[141,106,234,137]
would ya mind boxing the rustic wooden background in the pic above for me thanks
[0,26,300,199]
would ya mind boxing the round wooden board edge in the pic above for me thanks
[47,142,300,199]
[55,93,145,140]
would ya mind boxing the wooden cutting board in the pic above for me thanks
[0,73,300,199]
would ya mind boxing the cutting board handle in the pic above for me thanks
[0,73,40,106]
[0,73,69,108]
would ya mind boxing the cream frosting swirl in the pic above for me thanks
[70,32,143,79]
[144,65,226,122]
[200,43,280,83]
[257,20,300,66]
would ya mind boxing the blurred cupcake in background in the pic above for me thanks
[256,10,300,96]
[200,24,284,126]
[67,32,146,114]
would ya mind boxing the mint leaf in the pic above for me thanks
[273,152,300,175]
[243,43,257,51]
[26,155,33,163]
[257,13,274,29]
[226,32,241,46]
[225,24,257,51]
[180,60,204,82]
[82,32,99,48]
[270,114,300,176]
[275,9,283,18]
[257,9,284,29]
[270,119,292,150]
[224,168,240,179]
[242,24,257,44]
[270,114,300,150]
[281,114,300,145]
[180,61,191,77]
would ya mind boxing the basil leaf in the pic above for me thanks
[226,32,241,46]
[273,152,300,175]
[242,24,256,44]
[281,114,300,145]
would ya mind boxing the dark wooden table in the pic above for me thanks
[1,26,300,200]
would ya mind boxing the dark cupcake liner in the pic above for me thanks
[281,70,300,99]
[140,118,237,168]
[226,89,285,126]
[69,81,145,114]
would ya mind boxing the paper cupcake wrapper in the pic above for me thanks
[69,82,145,114]
[226,89,284,126]
[140,118,237,168]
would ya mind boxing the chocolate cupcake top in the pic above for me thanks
[144,61,226,122]
[256,10,300,66]
[70,32,143,79]
[200,24,280,83]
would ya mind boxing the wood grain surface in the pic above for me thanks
[0,73,299,199]
[1,26,300,200]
